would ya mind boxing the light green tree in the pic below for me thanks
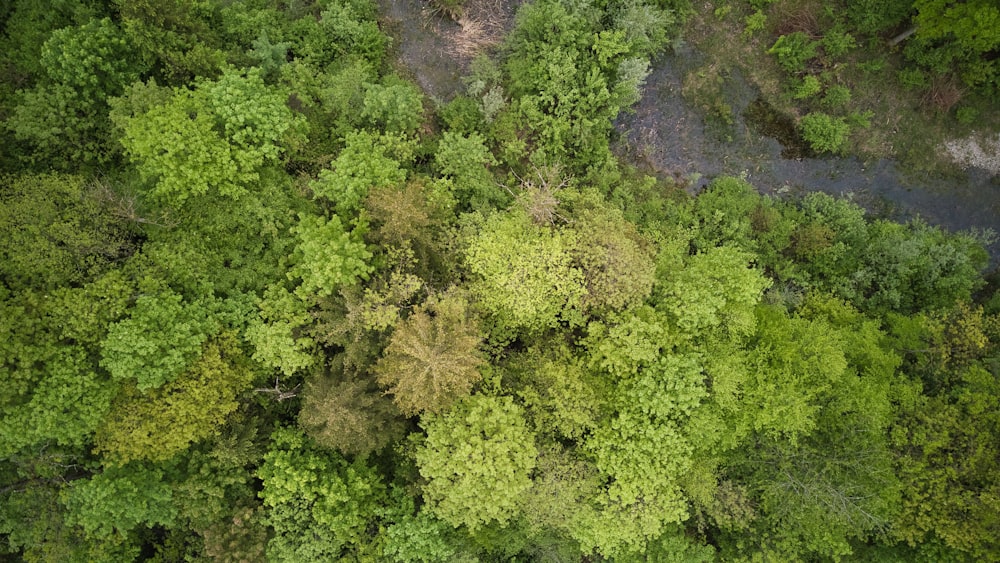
[416,395,538,530]
[257,427,387,561]
[100,290,216,390]
[465,210,586,340]
[287,212,373,299]
[94,334,255,464]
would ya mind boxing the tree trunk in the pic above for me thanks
[888,26,917,47]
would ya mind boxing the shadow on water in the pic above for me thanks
[616,45,1000,260]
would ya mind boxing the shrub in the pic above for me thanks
[792,75,823,99]
[897,68,929,90]
[822,85,852,109]
[955,106,978,125]
[768,32,819,73]
[744,10,767,38]
[821,28,856,58]
[799,112,850,154]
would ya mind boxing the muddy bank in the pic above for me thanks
[615,45,1000,258]
[377,0,521,101]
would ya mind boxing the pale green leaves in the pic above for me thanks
[246,285,316,376]
[120,68,304,205]
[95,334,255,464]
[121,91,245,204]
[465,210,586,339]
[658,245,771,341]
[310,131,411,218]
[362,79,424,134]
[416,395,537,530]
[287,213,373,298]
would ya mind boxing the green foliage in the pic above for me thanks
[743,10,767,37]
[502,0,637,172]
[0,344,117,456]
[416,394,537,530]
[822,85,852,109]
[799,112,850,154]
[94,334,255,464]
[611,0,675,56]
[287,212,373,298]
[792,75,823,100]
[5,17,145,168]
[120,69,303,205]
[381,508,461,562]
[64,462,177,538]
[113,0,226,82]
[856,219,987,314]
[464,210,587,339]
[297,2,388,69]
[41,18,141,100]
[375,292,484,416]
[820,28,856,59]
[434,131,503,211]
[257,427,386,560]
[566,191,657,313]
[892,361,1000,558]
[205,67,306,163]
[843,0,912,36]
[246,285,317,376]
[768,32,819,73]
[100,290,215,390]
[362,78,424,134]
[120,89,246,203]
[310,131,411,218]
[912,0,1000,94]
[2,0,999,560]
[657,245,771,341]
[0,174,136,291]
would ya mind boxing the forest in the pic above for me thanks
[0,0,998,561]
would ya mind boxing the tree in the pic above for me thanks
[415,395,537,530]
[464,209,587,340]
[910,0,1000,94]
[0,273,132,456]
[434,131,503,211]
[375,291,485,416]
[656,245,771,342]
[100,290,216,390]
[309,130,411,219]
[6,18,145,167]
[257,427,387,561]
[94,334,255,464]
[564,191,657,313]
[298,369,406,456]
[361,77,424,134]
[246,285,317,377]
[287,212,373,299]
[120,68,303,206]
[0,173,137,291]
[63,462,177,539]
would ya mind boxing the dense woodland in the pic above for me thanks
[1,0,999,561]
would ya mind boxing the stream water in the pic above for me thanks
[615,43,1000,259]
[377,1,1000,260]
